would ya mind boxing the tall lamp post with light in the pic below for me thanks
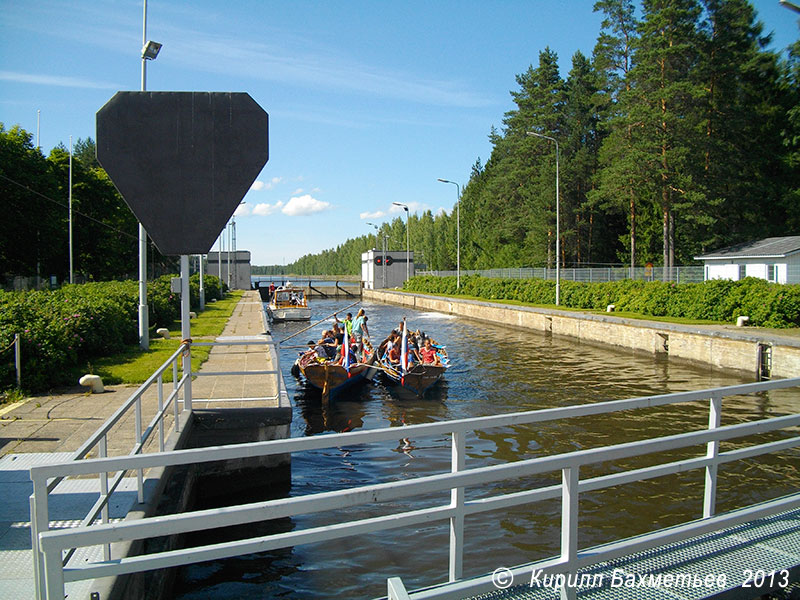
[366,222,380,288]
[138,0,162,350]
[393,202,410,282]
[437,178,461,289]
[526,130,560,306]
[366,222,379,249]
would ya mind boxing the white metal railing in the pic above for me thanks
[30,377,800,600]
[29,336,284,600]
[418,266,707,283]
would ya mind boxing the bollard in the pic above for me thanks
[79,374,105,393]
[606,304,616,313]
[736,316,750,327]
[156,327,170,339]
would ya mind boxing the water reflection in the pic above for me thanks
[172,298,800,600]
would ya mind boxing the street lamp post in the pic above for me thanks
[68,136,74,284]
[780,0,800,13]
[437,178,461,288]
[527,130,560,306]
[138,0,162,350]
[366,222,379,249]
[393,202,410,282]
[366,222,379,288]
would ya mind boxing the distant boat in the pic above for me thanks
[265,285,311,322]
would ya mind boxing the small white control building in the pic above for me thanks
[361,249,414,289]
[205,250,252,290]
[694,236,800,284]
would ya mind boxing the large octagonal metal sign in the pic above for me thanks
[96,92,269,255]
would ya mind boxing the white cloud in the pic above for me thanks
[0,70,120,90]
[250,176,283,192]
[360,210,386,220]
[253,201,284,216]
[282,194,330,216]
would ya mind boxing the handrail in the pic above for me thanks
[29,335,285,600]
[70,341,191,464]
[30,376,800,600]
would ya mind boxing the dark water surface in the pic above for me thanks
[173,299,800,599]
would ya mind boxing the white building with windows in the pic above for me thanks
[694,236,800,284]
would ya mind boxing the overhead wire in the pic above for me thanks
[0,172,138,240]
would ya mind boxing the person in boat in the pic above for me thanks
[407,333,422,366]
[331,322,345,345]
[268,282,276,301]
[378,330,398,358]
[351,308,369,349]
[387,338,401,366]
[335,341,359,366]
[420,338,442,366]
[334,312,354,336]
[314,330,338,360]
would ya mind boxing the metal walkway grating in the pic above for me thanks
[464,507,800,600]
[0,453,139,600]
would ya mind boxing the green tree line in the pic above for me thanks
[0,125,178,284]
[281,0,800,276]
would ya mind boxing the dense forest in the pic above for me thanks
[0,128,178,284]
[283,0,800,276]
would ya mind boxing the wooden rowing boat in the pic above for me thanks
[378,361,447,397]
[377,319,449,396]
[293,350,379,400]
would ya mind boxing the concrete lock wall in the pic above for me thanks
[363,289,800,380]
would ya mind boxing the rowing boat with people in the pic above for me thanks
[377,318,449,396]
[290,309,378,400]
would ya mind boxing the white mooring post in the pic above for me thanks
[181,255,193,412]
[14,333,21,388]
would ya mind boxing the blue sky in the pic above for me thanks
[2,1,798,265]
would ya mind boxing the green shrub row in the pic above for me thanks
[405,275,800,328]
[0,275,226,391]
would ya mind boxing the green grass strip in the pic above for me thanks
[78,291,244,385]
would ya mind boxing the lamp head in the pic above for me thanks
[142,40,162,60]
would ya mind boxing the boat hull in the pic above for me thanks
[268,306,311,321]
[298,354,378,399]
[379,362,446,397]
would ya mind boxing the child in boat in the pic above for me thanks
[420,338,442,366]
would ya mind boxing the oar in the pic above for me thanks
[278,300,360,344]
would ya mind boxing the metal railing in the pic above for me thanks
[29,336,284,600]
[29,376,800,600]
[419,266,706,283]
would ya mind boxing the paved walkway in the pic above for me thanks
[0,290,283,600]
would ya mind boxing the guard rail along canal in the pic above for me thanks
[29,375,800,600]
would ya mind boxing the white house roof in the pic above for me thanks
[694,236,800,260]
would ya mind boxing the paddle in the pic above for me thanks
[278,300,360,345]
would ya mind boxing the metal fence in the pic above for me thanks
[418,266,706,283]
[29,376,800,600]
[28,336,284,600]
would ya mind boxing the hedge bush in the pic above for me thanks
[404,275,800,328]
[0,274,227,391]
